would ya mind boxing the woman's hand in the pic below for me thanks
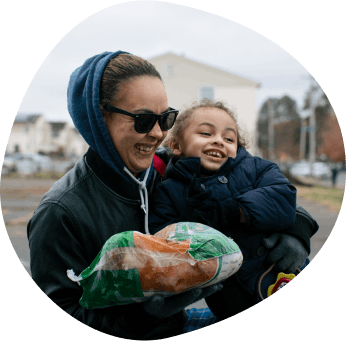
[261,233,308,273]
[143,284,223,321]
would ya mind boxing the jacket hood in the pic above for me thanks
[67,51,154,187]
[166,146,249,181]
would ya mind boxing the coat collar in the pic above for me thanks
[166,147,249,181]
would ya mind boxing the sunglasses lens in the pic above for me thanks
[135,111,178,133]
[136,114,157,133]
[160,112,177,131]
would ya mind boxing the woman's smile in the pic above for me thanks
[134,144,156,154]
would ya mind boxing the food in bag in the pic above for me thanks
[67,222,243,308]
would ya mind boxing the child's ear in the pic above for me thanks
[170,137,183,157]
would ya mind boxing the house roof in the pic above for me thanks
[50,122,67,133]
[148,52,260,88]
[15,113,42,123]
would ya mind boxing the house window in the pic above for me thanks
[200,86,215,101]
[161,62,177,78]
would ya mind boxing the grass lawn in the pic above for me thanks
[296,185,345,212]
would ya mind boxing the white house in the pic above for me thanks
[148,53,260,154]
[7,114,88,158]
[64,127,89,158]
[7,114,52,154]
[50,122,70,153]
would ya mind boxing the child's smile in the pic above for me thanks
[171,107,238,174]
[204,148,226,159]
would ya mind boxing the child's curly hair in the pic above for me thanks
[164,99,250,150]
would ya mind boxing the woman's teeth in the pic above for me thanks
[136,146,154,152]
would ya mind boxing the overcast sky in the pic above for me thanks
[17,1,313,124]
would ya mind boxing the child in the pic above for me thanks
[149,99,309,319]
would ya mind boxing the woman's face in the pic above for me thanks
[105,76,169,177]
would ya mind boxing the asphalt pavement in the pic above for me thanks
[1,178,57,275]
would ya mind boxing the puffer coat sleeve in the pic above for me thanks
[234,157,297,231]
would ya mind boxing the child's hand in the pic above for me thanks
[181,175,242,228]
[239,207,247,223]
[178,175,213,224]
[186,175,212,206]
[190,197,242,229]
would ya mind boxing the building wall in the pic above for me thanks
[25,116,52,153]
[51,125,69,152]
[7,116,87,157]
[7,123,27,153]
[149,54,259,155]
[215,87,258,153]
[65,128,89,157]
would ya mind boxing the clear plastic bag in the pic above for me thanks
[67,222,243,308]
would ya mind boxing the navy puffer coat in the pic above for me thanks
[149,147,296,232]
[149,147,298,298]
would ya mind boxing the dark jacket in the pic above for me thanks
[149,147,297,232]
[149,147,316,297]
[27,148,186,340]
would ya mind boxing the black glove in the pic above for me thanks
[205,276,254,320]
[143,284,223,321]
[261,233,308,273]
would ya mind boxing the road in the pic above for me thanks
[1,178,56,275]
[0,177,343,303]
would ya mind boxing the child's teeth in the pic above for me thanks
[206,151,221,158]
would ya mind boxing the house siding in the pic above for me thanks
[149,53,260,154]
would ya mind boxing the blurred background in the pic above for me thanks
[1,2,345,278]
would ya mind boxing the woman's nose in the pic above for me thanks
[148,121,164,140]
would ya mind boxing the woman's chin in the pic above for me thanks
[128,161,153,176]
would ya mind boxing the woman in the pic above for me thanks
[27,51,318,339]
[28,51,220,339]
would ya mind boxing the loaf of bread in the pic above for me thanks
[67,222,243,308]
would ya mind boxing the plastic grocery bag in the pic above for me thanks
[67,222,243,309]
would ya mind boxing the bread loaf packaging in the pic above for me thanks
[67,222,243,308]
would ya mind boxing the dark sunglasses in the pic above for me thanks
[103,104,179,134]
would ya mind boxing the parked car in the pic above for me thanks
[52,160,76,173]
[10,153,52,174]
[289,161,331,179]
[3,156,17,173]
[3,153,78,175]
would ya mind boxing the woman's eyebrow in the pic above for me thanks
[133,107,170,114]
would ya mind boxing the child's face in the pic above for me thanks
[173,107,238,173]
